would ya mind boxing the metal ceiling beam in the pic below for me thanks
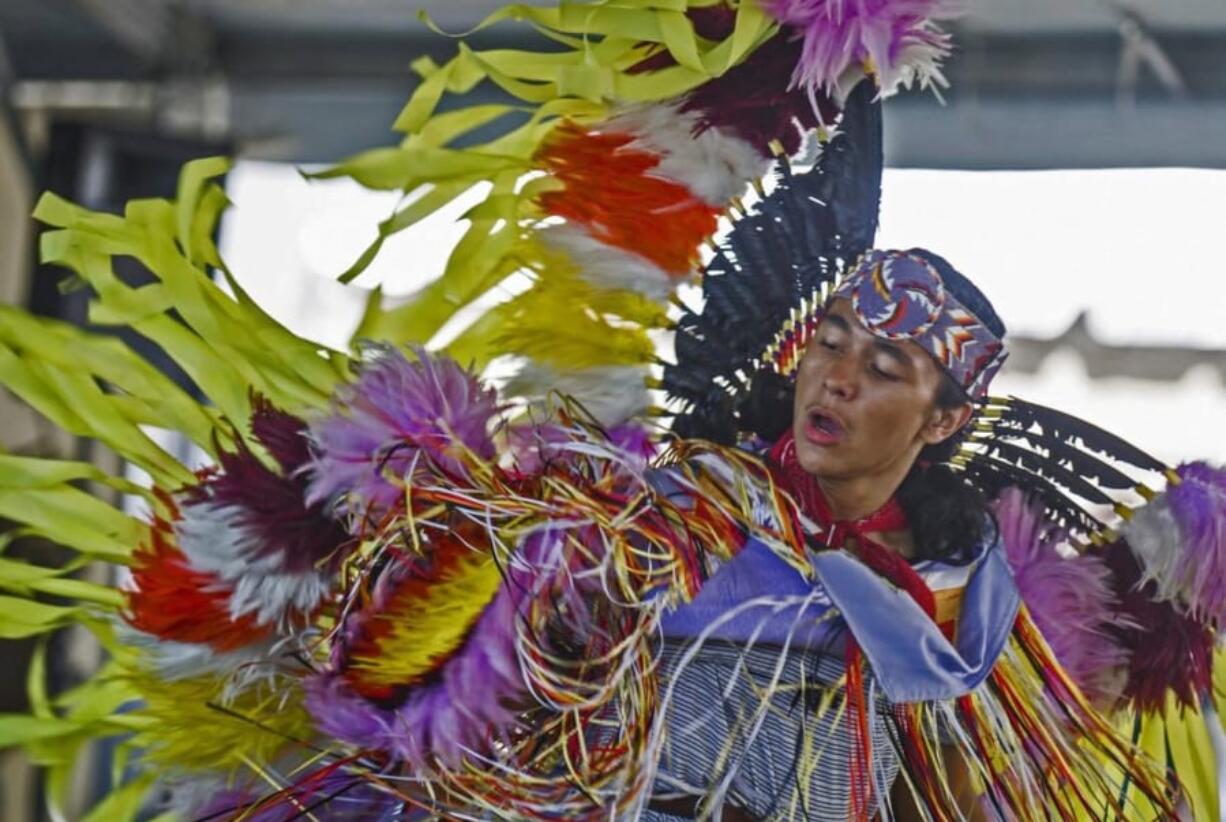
[884,96,1226,169]
[5,3,1224,168]
[71,0,175,64]
[71,0,217,73]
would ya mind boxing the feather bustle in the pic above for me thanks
[994,488,1131,705]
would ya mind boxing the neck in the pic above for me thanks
[814,455,917,522]
[814,475,894,521]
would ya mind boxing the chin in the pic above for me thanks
[792,437,850,479]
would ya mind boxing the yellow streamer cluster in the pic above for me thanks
[319,1,779,346]
[444,236,673,370]
[0,158,354,815]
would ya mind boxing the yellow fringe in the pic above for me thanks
[128,671,314,774]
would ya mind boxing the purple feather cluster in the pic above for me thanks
[993,488,1131,705]
[1165,460,1226,623]
[304,421,654,769]
[763,0,957,97]
[307,346,499,521]
[306,525,609,768]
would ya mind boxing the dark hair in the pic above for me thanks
[894,248,1005,565]
[893,372,994,565]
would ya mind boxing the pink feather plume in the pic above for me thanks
[762,0,959,99]
[993,487,1132,705]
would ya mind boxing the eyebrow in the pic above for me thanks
[872,340,913,370]
[822,312,913,370]
[823,314,852,332]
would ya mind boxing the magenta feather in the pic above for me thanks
[187,396,349,574]
[306,346,500,521]
[1104,543,1214,713]
[680,34,836,157]
[249,393,314,473]
[993,488,1131,705]
[763,0,957,98]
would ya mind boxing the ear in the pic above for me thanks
[921,402,973,446]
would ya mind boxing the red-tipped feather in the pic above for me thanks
[341,527,502,702]
[536,122,720,275]
[126,520,272,651]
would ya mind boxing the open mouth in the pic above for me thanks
[803,408,846,446]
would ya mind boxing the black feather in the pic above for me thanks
[998,398,1167,475]
[983,420,1143,491]
[960,458,1106,536]
[974,439,1114,506]
[663,81,883,441]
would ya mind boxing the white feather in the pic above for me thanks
[506,362,650,428]
[226,570,332,628]
[175,502,330,627]
[604,103,771,206]
[118,622,278,682]
[175,503,277,577]
[537,224,676,300]
[1120,494,1189,606]
[885,40,951,98]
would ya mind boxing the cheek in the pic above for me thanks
[791,358,818,406]
[792,365,812,405]
[855,389,930,444]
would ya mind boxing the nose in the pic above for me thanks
[821,356,858,400]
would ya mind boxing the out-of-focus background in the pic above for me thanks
[0,1,1223,818]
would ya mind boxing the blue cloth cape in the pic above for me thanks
[659,533,1020,704]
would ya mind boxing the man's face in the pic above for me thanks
[791,299,959,480]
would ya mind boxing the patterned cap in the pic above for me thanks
[766,249,1008,398]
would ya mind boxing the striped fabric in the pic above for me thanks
[641,639,904,821]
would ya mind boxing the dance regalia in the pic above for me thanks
[1,2,1224,821]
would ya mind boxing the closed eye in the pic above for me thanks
[872,364,901,381]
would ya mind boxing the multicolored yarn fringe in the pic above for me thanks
[863,606,1178,821]
[298,404,812,815]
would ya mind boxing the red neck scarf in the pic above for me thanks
[768,431,935,619]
